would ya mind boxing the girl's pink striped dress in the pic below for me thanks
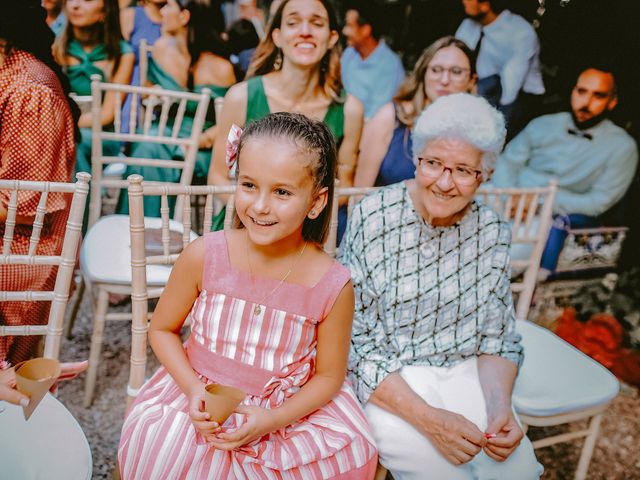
[118,232,378,479]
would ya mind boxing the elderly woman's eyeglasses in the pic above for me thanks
[427,65,471,83]
[417,158,482,186]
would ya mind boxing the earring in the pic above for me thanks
[309,210,317,218]
[273,48,283,70]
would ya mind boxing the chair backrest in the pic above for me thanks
[138,39,153,89]
[214,96,224,122]
[476,182,557,319]
[0,173,91,359]
[126,174,235,403]
[88,74,212,227]
[325,186,379,258]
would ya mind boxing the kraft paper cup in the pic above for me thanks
[204,384,245,424]
[15,358,61,420]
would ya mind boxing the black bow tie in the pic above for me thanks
[567,129,593,141]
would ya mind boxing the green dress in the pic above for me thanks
[117,57,229,217]
[211,75,346,230]
[245,76,344,139]
[67,39,134,176]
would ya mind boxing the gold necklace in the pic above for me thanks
[245,236,307,316]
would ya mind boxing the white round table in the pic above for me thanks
[0,393,92,479]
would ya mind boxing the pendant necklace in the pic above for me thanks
[245,237,307,316]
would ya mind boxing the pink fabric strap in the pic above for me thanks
[186,338,275,396]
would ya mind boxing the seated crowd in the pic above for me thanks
[1,0,637,479]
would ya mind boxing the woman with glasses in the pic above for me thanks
[340,94,543,479]
[354,36,476,188]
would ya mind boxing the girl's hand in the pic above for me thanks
[188,387,221,437]
[206,405,278,451]
[421,407,486,466]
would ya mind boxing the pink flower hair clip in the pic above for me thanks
[225,124,243,172]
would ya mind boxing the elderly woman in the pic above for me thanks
[339,93,543,479]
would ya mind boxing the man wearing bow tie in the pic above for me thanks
[492,67,638,275]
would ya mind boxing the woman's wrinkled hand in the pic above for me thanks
[188,387,220,437]
[206,405,278,451]
[484,407,523,462]
[421,407,486,465]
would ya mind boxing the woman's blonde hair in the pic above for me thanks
[245,0,343,103]
[394,36,475,128]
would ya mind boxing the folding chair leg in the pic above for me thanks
[64,276,85,339]
[575,413,602,480]
[84,287,109,407]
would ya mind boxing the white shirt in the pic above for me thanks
[456,10,545,105]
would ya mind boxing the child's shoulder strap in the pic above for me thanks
[201,231,230,290]
[319,261,352,319]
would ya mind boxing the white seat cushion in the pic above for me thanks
[0,393,92,479]
[513,319,619,417]
[81,214,197,286]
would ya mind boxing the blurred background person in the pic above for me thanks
[43,0,66,35]
[355,36,476,189]
[227,17,260,79]
[119,0,163,133]
[456,0,544,139]
[118,0,236,217]
[341,0,404,121]
[53,0,134,176]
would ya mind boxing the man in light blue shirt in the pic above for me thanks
[493,67,638,274]
[43,0,66,36]
[456,0,544,138]
[341,3,405,121]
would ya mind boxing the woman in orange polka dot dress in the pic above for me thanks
[0,1,78,364]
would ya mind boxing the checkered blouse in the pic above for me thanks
[339,182,524,404]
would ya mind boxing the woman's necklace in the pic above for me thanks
[245,237,307,316]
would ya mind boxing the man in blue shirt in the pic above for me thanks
[341,2,405,121]
[456,0,544,138]
[493,67,638,276]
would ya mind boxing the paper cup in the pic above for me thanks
[204,384,245,424]
[15,358,61,420]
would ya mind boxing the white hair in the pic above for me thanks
[412,93,506,176]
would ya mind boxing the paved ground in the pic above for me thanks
[57,293,640,479]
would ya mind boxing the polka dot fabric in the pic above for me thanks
[0,49,76,363]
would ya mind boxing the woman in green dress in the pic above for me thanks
[118,0,235,216]
[53,0,135,175]
[208,0,364,212]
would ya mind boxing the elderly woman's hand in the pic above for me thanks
[483,405,524,462]
[422,407,487,465]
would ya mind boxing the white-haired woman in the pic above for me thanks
[340,93,543,479]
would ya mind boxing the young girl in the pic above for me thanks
[118,112,378,479]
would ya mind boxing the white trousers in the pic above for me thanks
[365,359,544,480]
